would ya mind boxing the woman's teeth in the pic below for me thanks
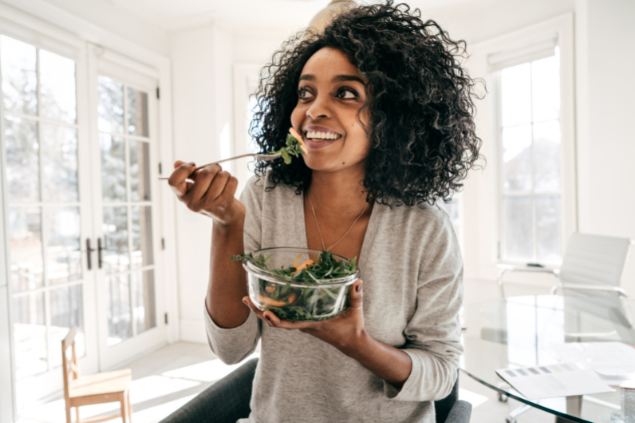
[306,131,339,140]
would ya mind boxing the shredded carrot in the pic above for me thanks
[289,127,308,154]
[258,295,287,307]
[292,253,303,269]
[293,259,314,274]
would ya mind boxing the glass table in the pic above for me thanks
[460,295,635,423]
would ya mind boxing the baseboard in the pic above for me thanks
[179,318,207,344]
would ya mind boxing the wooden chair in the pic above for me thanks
[62,326,133,423]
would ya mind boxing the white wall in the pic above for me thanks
[575,0,635,291]
[170,23,293,343]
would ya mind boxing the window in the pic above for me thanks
[498,50,562,264]
[0,34,85,379]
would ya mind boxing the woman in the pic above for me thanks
[168,2,481,422]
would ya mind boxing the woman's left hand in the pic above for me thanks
[243,279,366,355]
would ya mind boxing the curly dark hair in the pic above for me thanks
[250,0,483,206]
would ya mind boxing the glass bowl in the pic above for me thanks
[241,247,359,322]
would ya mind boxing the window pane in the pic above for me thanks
[504,196,533,261]
[9,207,43,292]
[536,195,562,263]
[532,55,560,123]
[40,50,76,124]
[0,35,37,115]
[501,63,531,127]
[100,134,127,202]
[127,87,149,137]
[47,207,82,285]
[98,76,124,134]
[13,292,47,379]
[533,120,561,192]
[130,140,151,201]
[4,115,39,203]
[131,206,154,268]
[103,206,129,274]
[49,284,84,367]
[42,124,78,202]
[133,270,156,335]
[106,274,132,346]
[502,124,532,192]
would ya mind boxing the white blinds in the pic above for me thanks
[488,35,558,71]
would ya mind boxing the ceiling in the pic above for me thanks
[105,0,498,32]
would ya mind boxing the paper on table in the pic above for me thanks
[551,342,635,380]
[496,363,614,400]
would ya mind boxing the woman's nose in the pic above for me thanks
[306,94,331,119]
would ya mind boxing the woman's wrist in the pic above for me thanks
[338,327,371,358]
[212,216,245,235]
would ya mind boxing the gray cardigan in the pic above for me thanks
[204,174,464,423]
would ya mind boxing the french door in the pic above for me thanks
[0,30,166,408]
[90,58,165,370]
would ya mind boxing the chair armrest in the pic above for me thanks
[550,282,629,298]
[497,265,559,298]
[443,400,472,423]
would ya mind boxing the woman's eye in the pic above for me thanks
[337,87,358,100]
[298,88,313,100]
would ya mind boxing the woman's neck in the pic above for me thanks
[307,166,370,219]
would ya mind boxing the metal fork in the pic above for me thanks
[157,152,281,180]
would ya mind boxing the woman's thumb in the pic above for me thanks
[350,280,363,309]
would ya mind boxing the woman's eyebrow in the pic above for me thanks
[299,74,366,85]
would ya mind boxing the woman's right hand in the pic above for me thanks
[168,160,245,227]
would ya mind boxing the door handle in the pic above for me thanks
[86,238,95,270]
[97,238,104,269]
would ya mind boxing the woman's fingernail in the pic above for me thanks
[264,314,272,323]
[189,162,196,167]
[355,283,362,293]
[242,298,248,306]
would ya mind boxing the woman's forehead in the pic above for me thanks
[300,47,364,82]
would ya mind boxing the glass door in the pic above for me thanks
[0,34,98,405]
[92,63,165,370]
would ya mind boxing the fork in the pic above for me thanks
[157,152,281,180]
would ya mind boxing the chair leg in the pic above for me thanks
[65,405,72,423]
[75,406,80,423]
[126,391,133,421]
[120,394,127,423]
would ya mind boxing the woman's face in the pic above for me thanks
[291,47,370,173]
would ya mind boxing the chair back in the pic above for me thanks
[61,326,79,401]
[560,233,631,289]
[434,371,459,423]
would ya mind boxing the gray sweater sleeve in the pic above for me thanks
[204,176,263,365]
[384,215,464,402]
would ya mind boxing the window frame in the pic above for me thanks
[465,14,576,279]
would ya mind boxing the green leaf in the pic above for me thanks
[280,148,291,164]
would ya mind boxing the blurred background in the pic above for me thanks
[0,0,633,422]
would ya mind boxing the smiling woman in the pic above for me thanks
[165,1,481,423]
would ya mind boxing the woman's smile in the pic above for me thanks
[303,124,343,150]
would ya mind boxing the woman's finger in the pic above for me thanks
[205,174,238,210]
[262,311,318,330]
[182,164,222,206]
[348,280,363,311]
[205,170,231,202]
[168,162,197,197]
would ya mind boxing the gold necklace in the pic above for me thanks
[308,191,368,252]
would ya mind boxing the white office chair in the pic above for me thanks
[497,232,633,298]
